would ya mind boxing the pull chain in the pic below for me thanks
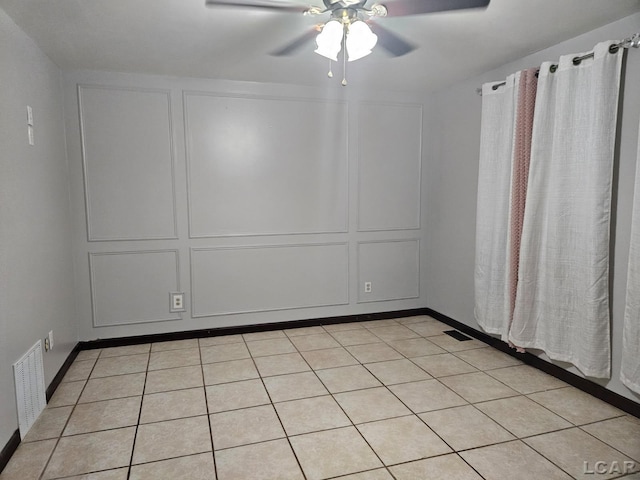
[341,24,348,86]
[327,59,333,78]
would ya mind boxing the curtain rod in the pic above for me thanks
[475,32,640,96]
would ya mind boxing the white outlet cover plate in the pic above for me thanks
[169,292,186,313]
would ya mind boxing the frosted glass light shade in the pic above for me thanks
[346,21,377,61]
[315,20,343,61]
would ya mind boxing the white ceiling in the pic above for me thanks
[2,0,640,92]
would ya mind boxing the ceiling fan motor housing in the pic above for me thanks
[321,0,387,19]
[324,0,368,9]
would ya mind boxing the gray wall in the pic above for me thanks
[0,10,78,446]
[62,71,431,341]
[426,12,640,403]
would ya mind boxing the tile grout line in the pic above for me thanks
[334,320,489,479]
[536,423,639,476]
[319,319,475,473]
[446,357,578,440]
[356,345,468,471]
[197,338,219,480]
[290,325,391,478]
[432,343,614,479]
[523,385,626,427]
[126,344,151,480]
[377,329,560,480]
[245,325,428,477]
[339,322,540,480]
[36,353,102,480]
[242,333,309,480]
[340,323,468,474]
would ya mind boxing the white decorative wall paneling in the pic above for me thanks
[78,85,178,241]
[183,91,349,238]
[190,243,349,317]
[357,239,420,303]
[89,250,182,327]
[357,102,423,232]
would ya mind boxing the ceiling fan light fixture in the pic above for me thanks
[346,20,377,61]
[314,20,343,61]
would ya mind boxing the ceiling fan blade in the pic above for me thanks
[369,23,416,57]
[271,28,320,56]
[205,0,307,13]
[382,0,490,17]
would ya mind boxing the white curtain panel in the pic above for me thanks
[510,42,623,378]
[475,73,519,340]
[621,119,640,394]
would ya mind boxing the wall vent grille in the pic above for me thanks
[13,340,46,439]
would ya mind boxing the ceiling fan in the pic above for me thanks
[205,0,490,83]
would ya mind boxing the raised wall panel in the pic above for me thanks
[89,250,181,327]
[358,102,422,231]
[184,93,348,237]
[79,86,177,241]
[191,243,349,317]
[357,239,420,303]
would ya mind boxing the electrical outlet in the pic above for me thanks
[364,281,372,293]
[48,330,54,350]
[170,292,186,313]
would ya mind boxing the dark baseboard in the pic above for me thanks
[0,429,20,474]
[425,308,640,419]
[79,308,431,350]
[46,343,81,402]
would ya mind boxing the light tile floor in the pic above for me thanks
[2,315,640,480]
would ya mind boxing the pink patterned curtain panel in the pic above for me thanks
[508,68,538,329]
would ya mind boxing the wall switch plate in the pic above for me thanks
[364,282,372,293]
[48,330,54,350]
[27,106,33,126]
[170,292,186,313]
